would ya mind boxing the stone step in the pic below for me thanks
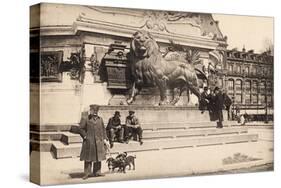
[30,140,53,152]
[61,127,248,145]
[30,121,239,142]
[61,132,82,144]
[30,124,72,132]
[143,127,248,140]
[142,121,238,131]
[30,121,239,132]
[51,133,258,159]
[30,131,63,141]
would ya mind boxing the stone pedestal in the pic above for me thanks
[97,105,228,128]
[39,74,82,125]
[132,88,199,106]
[81,44,113,111]
[108,94,128,106]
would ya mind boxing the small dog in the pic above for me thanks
[116,152,128,160]
[116,152,136,170]
[125,155,136,170]
[106,157,126,173]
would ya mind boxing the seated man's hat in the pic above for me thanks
[114,111,121,117]
[129,110,135,115]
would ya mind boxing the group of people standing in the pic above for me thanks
[199,86,232,128]
[77,104,143,179]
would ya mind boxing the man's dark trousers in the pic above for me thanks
[216,110,223,128]
[125,126,143,141]
[84,161,102,176]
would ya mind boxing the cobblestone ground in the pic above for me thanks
[30,128,273,185]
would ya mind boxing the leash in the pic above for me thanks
[104,141,112,157]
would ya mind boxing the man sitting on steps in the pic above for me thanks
[125,110,143,145]
[106,111,125,148]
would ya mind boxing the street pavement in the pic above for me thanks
[30,128,273,185]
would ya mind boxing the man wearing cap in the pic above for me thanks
[78,104,109,180]
[125,110,143,145]
[212,87,225,128]
[106,111,125,148]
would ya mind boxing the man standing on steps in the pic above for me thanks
[125,110,143,145]
[213,87,225,128]
[78,104,109,180]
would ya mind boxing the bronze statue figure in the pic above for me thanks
[127,30,201,105]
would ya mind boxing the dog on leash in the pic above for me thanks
[125,155,136,170]
[116,152,136,170]
[106,157,126,173]
[106,152,137,173]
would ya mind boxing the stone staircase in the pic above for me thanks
[30,121,259,159]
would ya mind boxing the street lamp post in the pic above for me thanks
[265,83,269,123]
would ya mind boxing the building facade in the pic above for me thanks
[224,48,273,112]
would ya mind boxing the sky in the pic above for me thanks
[213,14,273,53]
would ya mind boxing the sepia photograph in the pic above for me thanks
[29,2,274,185]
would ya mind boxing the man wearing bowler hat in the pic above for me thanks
[106,111,125,148]
[78,104,109,180]
[125,110,143,145]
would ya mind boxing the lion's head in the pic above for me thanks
[131,30,159,58]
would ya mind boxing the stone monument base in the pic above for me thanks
[108,87,199,107]
[97,105,225,130]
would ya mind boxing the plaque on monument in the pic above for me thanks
[104,42,131,89]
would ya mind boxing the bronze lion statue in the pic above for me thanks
[127,30,201,105]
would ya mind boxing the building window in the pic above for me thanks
[235,94,242,104]
[260,94,266,104]
[269,68,273,76]
[263,68,268,76]
[260,81,266,94]
[245,80,251,92]
[267,95,272,106]
[252,80,258,93]
[229,64,233,73]
[252,66,257,75]
[237,65,241,74]
[267,81,272,93]
[244,80,251,104]
[227,79,234,91]
[257,66,262,75]
[245,94,251,104]
[235,79,242,91]
[252,94,258,104]
[244,66,249,75]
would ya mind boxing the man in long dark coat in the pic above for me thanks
[79,104,109,180]
[212,87,225,128]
